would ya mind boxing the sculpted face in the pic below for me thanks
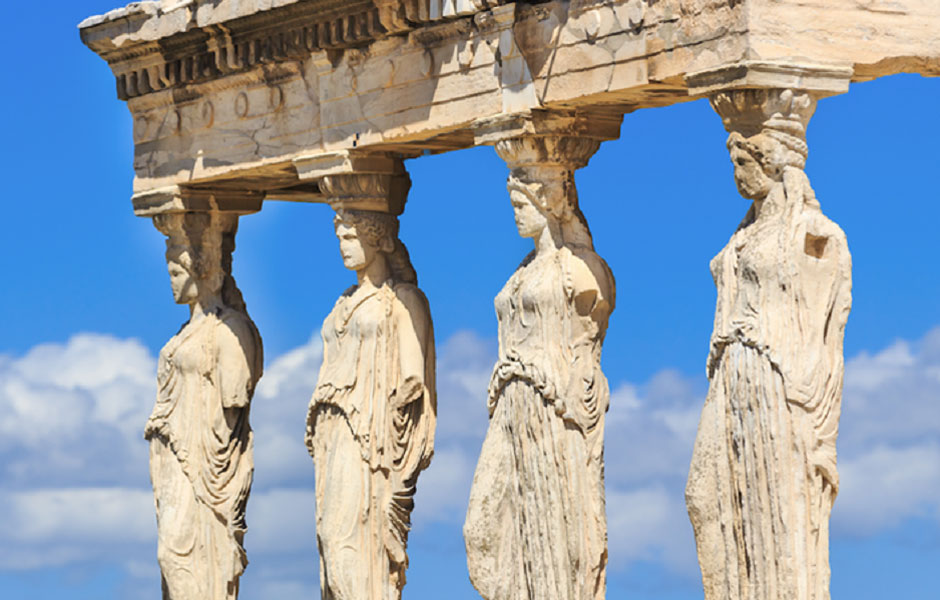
[167,257,198,305]
[510,187,549,239]
[336,222,378,271]
[729,134,775,201]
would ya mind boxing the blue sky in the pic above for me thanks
[1,2,938,599]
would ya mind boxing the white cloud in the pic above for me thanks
[832,326,940,535]
[607,485,697,574]
[413,446,477,525]
[836,442,940,535]
[248,488,318,555]
[252,333,322,489]
[840,331,940,451]
[413,330,493,528]
[0,334,154,489]
[1,325,938,593]
[603,371,704,578]
[0,487,153,570]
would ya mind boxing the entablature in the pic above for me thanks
[79,0,940,206]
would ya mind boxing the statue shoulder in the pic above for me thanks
[391,282,431,316]
[216,306,254,334]
[215,308,262,364]
[565,247,615,308]
[805,208,848,245]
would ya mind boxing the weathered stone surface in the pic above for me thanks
[748,0,940,81]
[464,112,616,600]
[304,163,436,600]
[80,0,939,200]
[146,209,263,600]
[78,2,935,598]
[685,88,852,600]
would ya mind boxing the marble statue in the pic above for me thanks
[685,89,853,600]
[305,208,436,600]
[145,212,263,600]
[464,137,615,600]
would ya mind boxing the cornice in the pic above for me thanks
[82,0,387,100]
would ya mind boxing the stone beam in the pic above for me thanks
[747,0,940,81]
[132,185,264,216]
[686,61,854,99]
[80,0,940,203]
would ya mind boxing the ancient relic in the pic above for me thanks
[145,211,263,600]
[78,0,939,593]
[685,88,853,600]
[305,206,436,600]
[464,134,616,600]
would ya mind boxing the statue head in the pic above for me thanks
[154,212,239,306]
[495,135,597,250]
[712,89,815,202]
[507,167,568,237]
[506,166,594,249]
[333,209,417,284]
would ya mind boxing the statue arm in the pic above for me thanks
[569,251,615,323]
[216,318,258,409]
[392,286,432,408]
[785,216,852,406]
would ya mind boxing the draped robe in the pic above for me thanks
[305,282,436,600]
[686,169,852,600]
[145,307,262,600]
[465,246,614,600]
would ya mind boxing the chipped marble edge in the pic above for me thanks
[78,1,160,30]
[78,0,308,34]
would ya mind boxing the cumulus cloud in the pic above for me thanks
[0,332,324,596]
[603,371,705,576]
[252,333,322,489]
[2,326,939,595]
[0,334,155,489]
[413,330,494,527]
[832,327,940,535]
[0,487,154,570]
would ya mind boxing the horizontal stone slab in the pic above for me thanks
[79,0,940,202]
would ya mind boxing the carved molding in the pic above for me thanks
[476,109,621,171]
[95,0,385,100]
[133,185,264,216]
[495,136,601,170]
[711,87,817,138]
[474,109,623,148]
[84,0,516,101]
[292,151,410,214]
[686,60,853,99]
[320,172,411,214]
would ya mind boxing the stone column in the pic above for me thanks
[464,110,620,600]
[136,187,264,600]
[298,153,437,600]
[684,86,853,600]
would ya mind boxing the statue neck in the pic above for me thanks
[358,254,391,288]
[534,221,564,256]
[189,291,223,320]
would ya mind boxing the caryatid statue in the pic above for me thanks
[464,132,616,600]
[685,88,852,600]
[145,211,263,600]
[305,168,436,600]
